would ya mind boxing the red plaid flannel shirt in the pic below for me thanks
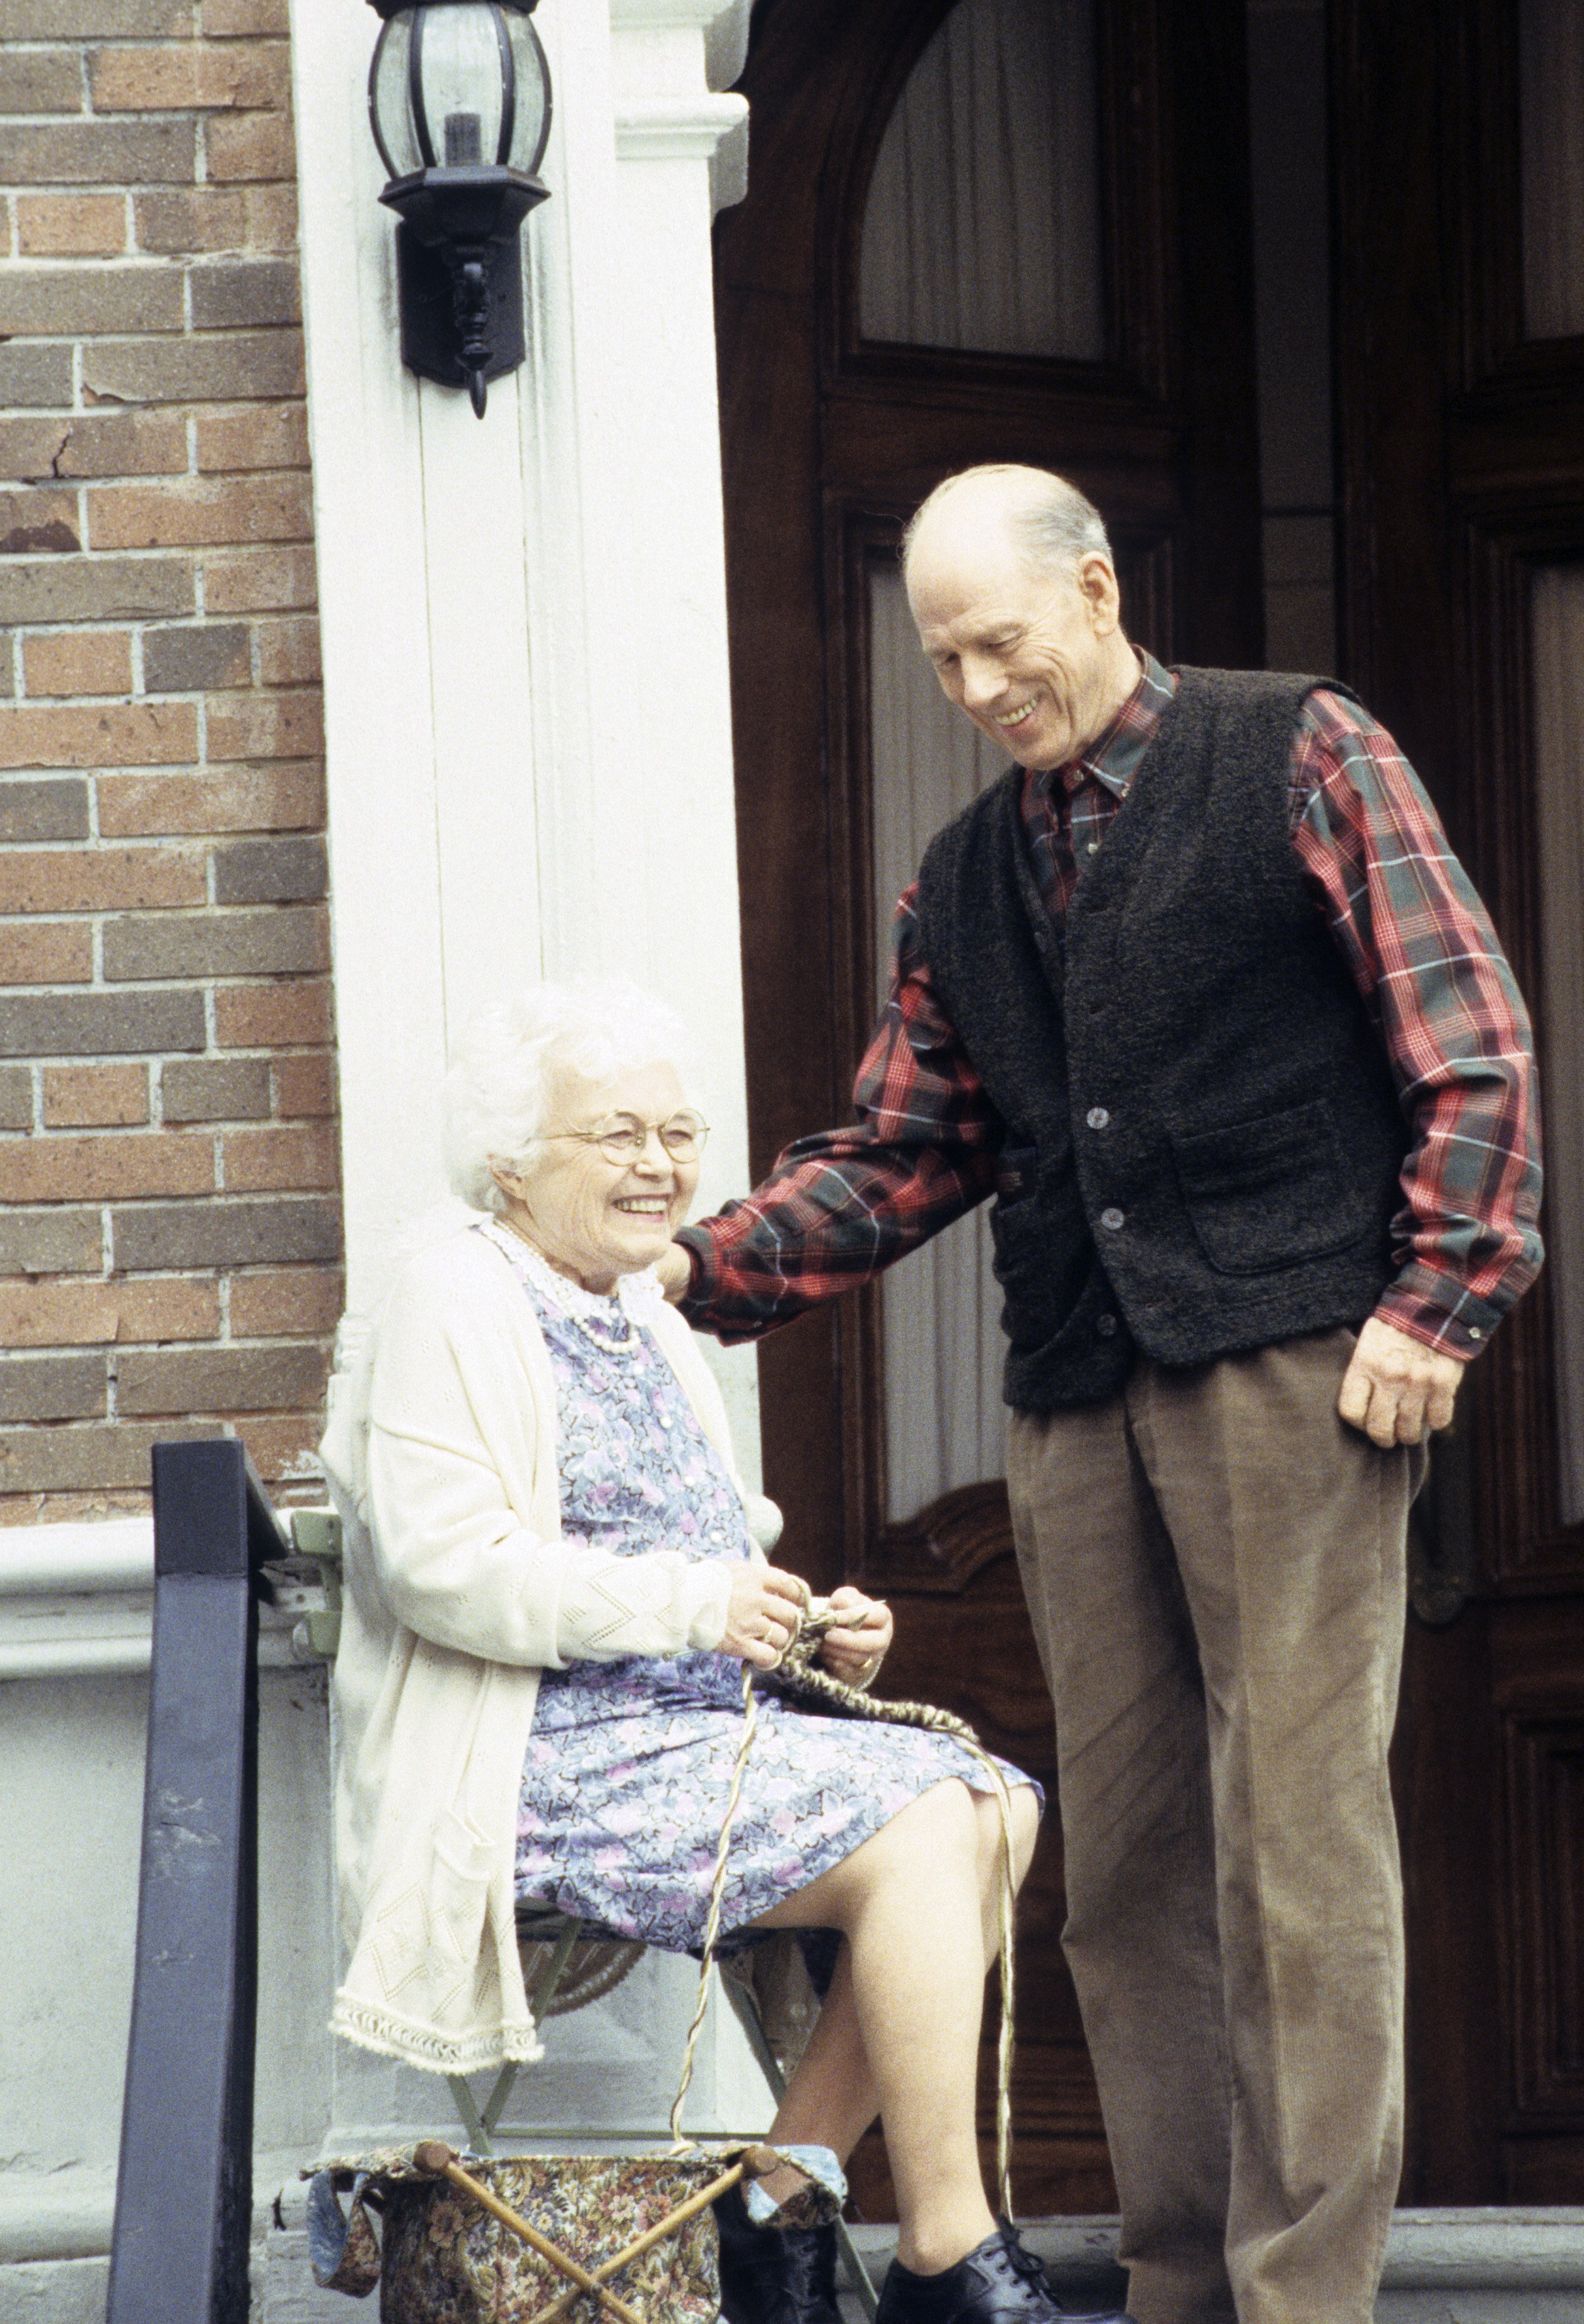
[680,654,1542,1361]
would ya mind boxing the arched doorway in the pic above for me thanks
[714,0,1265,2215]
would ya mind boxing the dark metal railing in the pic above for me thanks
[106,1438,289,2324]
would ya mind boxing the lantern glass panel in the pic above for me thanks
[503,8,552,173]
[370,9,417,179]
[371,3,551,180]
[416,4,506,170]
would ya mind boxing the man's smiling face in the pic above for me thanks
[906,497,1131,773]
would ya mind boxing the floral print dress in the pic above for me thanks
[486,1223,1035,1953]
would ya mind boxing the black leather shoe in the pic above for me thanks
[875,2219,1136,2324]
[713,2181,842,2324]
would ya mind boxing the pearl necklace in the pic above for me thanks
[483,1216,653,1355]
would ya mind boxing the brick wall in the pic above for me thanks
[0,0,341,1522]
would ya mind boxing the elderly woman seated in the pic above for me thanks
[323,982,1122,2324]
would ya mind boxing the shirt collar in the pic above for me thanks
[1032,648,1177,802]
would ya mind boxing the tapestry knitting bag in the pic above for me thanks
[308,2145,821,2322]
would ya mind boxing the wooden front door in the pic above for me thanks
[714,0,1264,2214]
[1333,0,1584,2205]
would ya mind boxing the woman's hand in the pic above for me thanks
[818,1586,893,1686]
[722,1562,809,1668]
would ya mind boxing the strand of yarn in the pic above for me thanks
[670,1659,759,2147]
[764,1607,1019,2216]
[669,1604,1018,2215]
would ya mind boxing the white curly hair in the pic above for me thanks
[443,979,697,1214]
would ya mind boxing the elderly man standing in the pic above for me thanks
[658,465,1543,2324]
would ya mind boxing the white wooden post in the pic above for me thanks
[288,0,766,2144]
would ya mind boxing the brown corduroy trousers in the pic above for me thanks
[1006,1327,1421,2324]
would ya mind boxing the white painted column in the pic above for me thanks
[288,0,767,2144]
[289,1,757,1456]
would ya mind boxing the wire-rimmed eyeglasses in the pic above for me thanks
[542,1112,711,1165]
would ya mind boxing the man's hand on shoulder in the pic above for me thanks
[655,1241,693,1304]
[1337,1316,1465,1448]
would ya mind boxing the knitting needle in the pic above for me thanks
[522,2145,783,2324]
[412,2144,644,2324]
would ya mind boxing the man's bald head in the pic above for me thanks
[902,465,1138,772]
[902,464,1112,590]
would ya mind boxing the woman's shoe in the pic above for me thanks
[713,2181,842,2324]
[875,2219,1136,2324]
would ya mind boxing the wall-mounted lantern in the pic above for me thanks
[366,0,552,417]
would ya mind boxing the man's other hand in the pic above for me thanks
[655,1241,692,1303]
[1337,1316,1466,1447]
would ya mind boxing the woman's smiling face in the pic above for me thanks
[491,1056,700,1293]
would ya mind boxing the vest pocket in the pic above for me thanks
[1170,1097,1376,1274]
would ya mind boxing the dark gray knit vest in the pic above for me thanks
[912,666,1411,1412]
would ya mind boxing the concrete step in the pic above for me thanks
[8,2194,1582,2320]
[831,2212,1584,2323]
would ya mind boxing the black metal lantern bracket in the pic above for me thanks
[366,0,553,417]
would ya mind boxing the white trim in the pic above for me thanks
[0,1515,151,1596]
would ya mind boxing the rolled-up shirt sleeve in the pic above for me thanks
[1292,691,1544,1357]
[679,891,1000,1342]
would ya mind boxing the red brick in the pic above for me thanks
[95,762,323,835]
[201,542,316,612]
[134,187,247,255]
[118,1340,327,1415]
[0,490,81,557]
[0,1419,214,1496]
[105,904,328,981]
[0,701,196,770]
[0,1489,151,1525]
[228,1265,342,1337]
[215,977,332,1047]
[86,474,312,552]
[0,1130,215,1202]
[3,50,84,113]
[1,3,192,30]
[204,0,289,32]
[272,1050,334,1117]
[52,412,189,480]
[83,330,303,407]
[242,183,297,251]
[233,1411,328,1482]
[255,615,321,686]
[16,195,127,257]
[206,687,323,760]
[0,1274,220,1345]
[0,265,184,339]
[190,256,299,330]
[0,848,204,912]
[0,421,73,485]
[91,44,291,114]
[43,1064,149,1127]
[21,630,133,699]
[195,403,308,473]
[0,117,196,187]
[0,554,193,627]
[223,1120,337,1191]
[206,112,296,183]
[0,922,93,985]
[143,622,251,693]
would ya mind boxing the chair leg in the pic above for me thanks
[720,1970,878,2320]
[448,2071,494,2156]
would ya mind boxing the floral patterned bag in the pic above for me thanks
[306,2143,832,2321]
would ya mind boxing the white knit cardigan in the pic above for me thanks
[319,1223,755,2075]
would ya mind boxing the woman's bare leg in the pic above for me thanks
[745,1777,1040,2275]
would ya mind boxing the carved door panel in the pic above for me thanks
[1333,0,1584,2202]
[715,0,1264,2213]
